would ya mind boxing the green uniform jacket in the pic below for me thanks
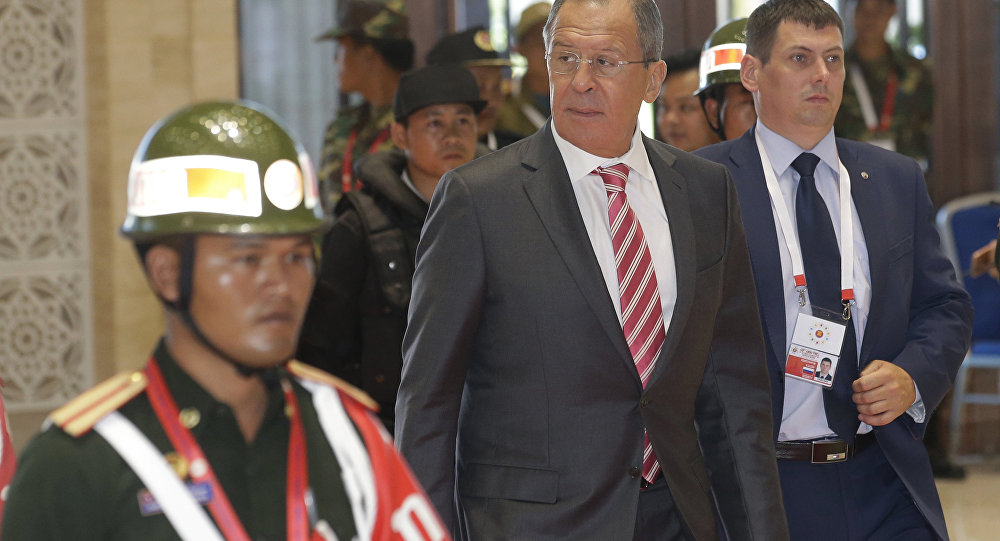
[1,342,358,541]
[495,85,549,139]
[835,46,933,167]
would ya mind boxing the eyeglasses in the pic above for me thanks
[545,50,658,78]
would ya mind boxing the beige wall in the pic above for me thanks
[88,0,240,375]
[8,0,241,452]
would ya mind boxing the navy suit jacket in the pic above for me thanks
[697,127,973,540]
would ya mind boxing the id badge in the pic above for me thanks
[784,307,850,388]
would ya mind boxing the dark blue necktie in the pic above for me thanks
[793,152,860,442]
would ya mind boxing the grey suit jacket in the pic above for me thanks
[396,123,789,541]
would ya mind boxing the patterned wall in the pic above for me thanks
[0,0,92,411]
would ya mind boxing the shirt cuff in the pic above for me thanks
[906,380,926,423]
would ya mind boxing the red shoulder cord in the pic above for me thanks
[341,127,392,194]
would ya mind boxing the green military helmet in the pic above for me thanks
[695,18,748,96]
[121,100,330,241]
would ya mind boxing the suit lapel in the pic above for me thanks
[643,139,694,384]
[839,140,886,363]
[728,129,788,373]
[520,125,634,371]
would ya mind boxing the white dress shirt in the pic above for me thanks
[756,121,923,441]
[756,121,873,441]
[550,123,677,331]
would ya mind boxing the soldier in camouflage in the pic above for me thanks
[835,0,933,170]
[317,0,413,208]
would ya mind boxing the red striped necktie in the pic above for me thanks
[595,163,665,484]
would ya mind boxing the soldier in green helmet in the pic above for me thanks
[696,18,757,142]
[1,100,447,541]
[317,0,414,208]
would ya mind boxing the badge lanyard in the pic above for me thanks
[143,358,312,541]
[849,64,898,134]
[341,127,391,194]
[754,130,855,318]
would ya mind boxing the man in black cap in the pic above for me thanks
[298,65,484,432]
[427,27,523,150]
[316,0,414,205]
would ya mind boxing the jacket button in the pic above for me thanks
[629,467,641,479]
[640,397,649,407]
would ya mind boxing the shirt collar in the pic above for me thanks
[152,339,286,436]
[755,120,840,178]
[551,121,655,182]
[399,168,427,202]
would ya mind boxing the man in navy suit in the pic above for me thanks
[696,1,972,540]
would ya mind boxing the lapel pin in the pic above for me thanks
[860,171,869,180]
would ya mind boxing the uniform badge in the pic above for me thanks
[474,30,495,52]
[164,452,189,479]
[137,481,214,516]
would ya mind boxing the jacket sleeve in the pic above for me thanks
[694,169,790,541]
[394,171,485,533]
[298,209,368,378]
[1,428,114,541]
[891,158,973,431]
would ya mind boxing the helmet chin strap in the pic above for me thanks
[171,237,283,388]
[699,91,729,141]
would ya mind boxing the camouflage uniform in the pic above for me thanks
[835,47,933,168]
[318,102,396,208]
[316,0,411,208]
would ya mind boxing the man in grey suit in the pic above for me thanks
[395,0,790,539]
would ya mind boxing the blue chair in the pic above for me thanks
[936,192,1000,460]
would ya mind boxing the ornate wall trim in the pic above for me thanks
[0,0,93,412]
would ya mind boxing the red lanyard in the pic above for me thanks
[341,126,391,193]
[143,358,311,541]
[875,70,898,134]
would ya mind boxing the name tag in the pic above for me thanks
[784,310,849,388]
[138,481,214,516]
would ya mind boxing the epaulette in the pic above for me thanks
[286,360,379,412]
[49,371,148,437]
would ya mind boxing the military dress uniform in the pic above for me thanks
[1,343,442,541]
[318,102,396,208]
[835,46,933,167]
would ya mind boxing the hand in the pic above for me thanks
[851,360,916,426]
[969,239,998,279]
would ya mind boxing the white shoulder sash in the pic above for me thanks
[93,411,224,541]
